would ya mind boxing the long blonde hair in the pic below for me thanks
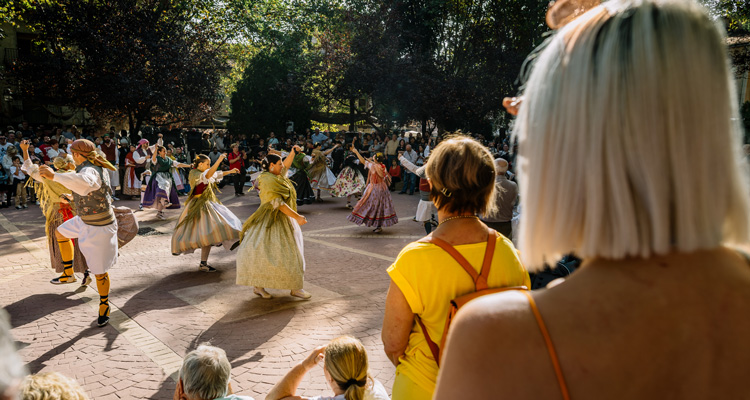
[513,0,750,269]
[324,336,370,400]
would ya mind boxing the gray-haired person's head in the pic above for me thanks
[179,344,231,400]
[0,310,26,400]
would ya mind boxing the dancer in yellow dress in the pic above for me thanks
[171,154,242,272]
[236,145,311,299]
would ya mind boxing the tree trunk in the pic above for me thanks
[421,117,427,137]
[349,97,355,132]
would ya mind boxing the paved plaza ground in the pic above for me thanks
[0,186,428,399]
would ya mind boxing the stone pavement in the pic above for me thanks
[0,186,429,399]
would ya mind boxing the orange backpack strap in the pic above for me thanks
[415,229,498,366]
[415,315,441,366]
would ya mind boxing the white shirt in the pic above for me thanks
[308,379,390,400]
[53,166,102,197]
[10,165,25,180]
[401,149,418,165]
[47,147,66,160]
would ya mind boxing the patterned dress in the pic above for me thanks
[330,154,366,197]
[171,169,242,255]
[308,149,335,190]
[236,168,305,290]
[347,161,398,228]
[142,156,180,209]
[122,152,141,196]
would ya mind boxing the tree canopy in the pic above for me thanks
[6,0,231,133]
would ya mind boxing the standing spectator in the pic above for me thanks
[10,156,27,209]
[187,129,202,160]
[267,336,390,400]
[399,144,418,195]
[0,136,10,160]
[383,137,529,400]
[388,159,402,191]
[479,159,517,238]
[228,144,247,196]
[99,134,120,200]
[173,344,254,400]
[61,125,75,140]
[213,130,226,152]
[267,132,279,148]
[201,132,214,155]
[208,148,222,165]
[312,128,328,145]
[434,2,750,399]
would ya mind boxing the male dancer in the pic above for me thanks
[39,139,118,327]
[132,135,163,209]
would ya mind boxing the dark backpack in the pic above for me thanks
[529,254,581,290]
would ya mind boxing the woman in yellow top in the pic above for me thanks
[382,136,530,400]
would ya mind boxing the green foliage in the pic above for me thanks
[7,0,231,132]
[228,44,317,137]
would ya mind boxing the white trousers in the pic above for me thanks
[57,216,118,275]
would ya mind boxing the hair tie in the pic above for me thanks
[345,378,366,387]
[440,187,452,197]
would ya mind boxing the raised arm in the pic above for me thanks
[204,153,226,180]
[351,146,367,165]
[283,146,301,170]
[266,346,324,400]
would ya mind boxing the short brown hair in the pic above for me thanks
[425,136,496,216]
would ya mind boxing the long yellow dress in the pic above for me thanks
[236,168,305,290]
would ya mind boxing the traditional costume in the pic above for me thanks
[50,139,118,327]
[132,138,162,208]
[171,169,242,258]
[168,155,185,193]
[330,153,366,199]
[236,167,305,291]
[347,161,398,230]
[289,153,315,206]
[122,150,141,197]
[22,158,90,277]
[308,149,336,192]
[141,155,180,210]
[399,155,437,234]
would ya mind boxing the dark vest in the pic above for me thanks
[73,162,115,226]
[135,147,152,167]
[101,142,117,162]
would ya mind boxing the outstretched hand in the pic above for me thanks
[19,140,29,152]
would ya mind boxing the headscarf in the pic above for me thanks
[138,139,149,146]
[70,139,117,171]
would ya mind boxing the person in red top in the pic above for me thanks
[227,143,247,196]
[388,159,402,192]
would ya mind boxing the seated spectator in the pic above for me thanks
[21,372,88,400]
[387,160,401,191]
[382,136,530,400]
[267,336,389,400]
[0,309,26,400]
[434,1,750,399]
[174,344,254,400]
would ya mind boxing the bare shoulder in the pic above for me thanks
[435,290,562,399]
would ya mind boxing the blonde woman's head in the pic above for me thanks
[324,336,370,400]
[514,0,750,269]
[21,372,89,400]
[425,136,497,216]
